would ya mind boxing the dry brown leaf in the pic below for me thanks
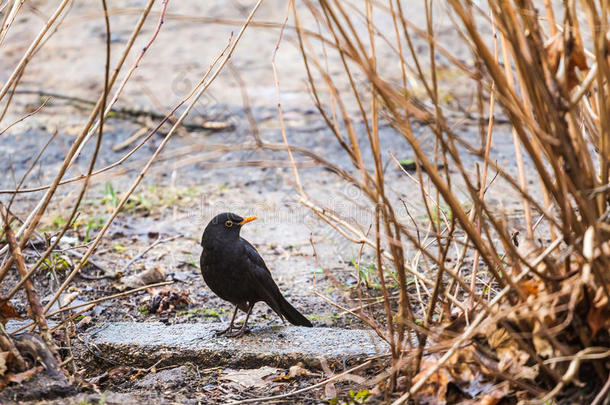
[532,323,555,359]
[586,305,605,339]
[448,349,475,382]
[477,388,508,405]
[487,328,512,350]
[544,28,588,91]
[289,364,313,378]
[519,279,544,297]
[5,366,42,384]
[76,315,93,330]
[413,357,451,403]
[221,366,279,389]
[0,300,22,325]
[149,288,190,314]
[122,266,165,288]
[324,381,337,400]
[569,24,588,71]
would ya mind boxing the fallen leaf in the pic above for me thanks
[412,357,451,403]
[149,288,190,314]
[76,315,93,330]
[289,364,313,378]
[0,300,22,325]
[477,384,509,405]
[325,381,337,399]
[544,27,588,91]
[532,323,555,359]
[221,366,279,389]
[122,266,165,288]
[449,350,474,382]
[586,305,605,339]
[487,328,512,350]
[520,279,544,296]
[5,366,42,384]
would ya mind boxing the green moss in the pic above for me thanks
[182,307,229,319]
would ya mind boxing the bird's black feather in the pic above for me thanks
[199,212,312,335]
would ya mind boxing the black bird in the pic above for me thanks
[200,212,313,337]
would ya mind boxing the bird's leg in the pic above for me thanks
[215,306,240,336]
[227,302,254,338]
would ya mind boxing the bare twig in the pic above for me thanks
[118,234,182,274]
[1,204,51,346]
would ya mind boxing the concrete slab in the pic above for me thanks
[86,322,388,369]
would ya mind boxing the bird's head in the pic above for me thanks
[200,212,257,246]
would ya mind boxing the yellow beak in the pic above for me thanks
[239,216,257,225]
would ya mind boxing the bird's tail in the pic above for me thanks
[278,296,313,327]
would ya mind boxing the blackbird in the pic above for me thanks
[200,212,313,337]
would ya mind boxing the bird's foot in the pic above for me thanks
[214,324,242,336]
[225,327,250,338]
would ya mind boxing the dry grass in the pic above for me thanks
[285,0,610,402]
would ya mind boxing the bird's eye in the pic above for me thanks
[225,220,233,228]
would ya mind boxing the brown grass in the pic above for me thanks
[287,0,610,402]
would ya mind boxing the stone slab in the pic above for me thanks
[86,322,388,369]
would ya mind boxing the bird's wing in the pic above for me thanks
[241,238,272,276]
[241,238,284,315]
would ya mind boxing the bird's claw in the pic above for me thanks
[225,328,250,338]
[214,324,242,336]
